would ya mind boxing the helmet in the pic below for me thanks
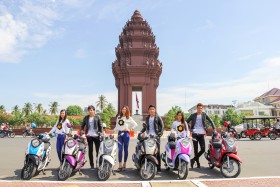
[102,123,107,128]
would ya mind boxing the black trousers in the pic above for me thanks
[192,133,205,163]
[156,139,161,169]
[87,136,100,167]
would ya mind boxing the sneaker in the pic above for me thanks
[90,166,95,170]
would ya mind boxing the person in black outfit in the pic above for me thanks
[186,103,216,168]
[141,105,164,172]
[80,105,103,170]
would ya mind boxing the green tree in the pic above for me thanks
[208,114,222,128]
[100,103,117,128]
[23,102,33,116]
[49,101,59,115]
[222,108,246,126]
[0,105,6,113]
[164,106,182,129]
[34,103,44,114]
[66,105,84,116]
[11,105,20,115]
[96,95,108,112]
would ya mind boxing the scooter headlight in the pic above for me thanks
[226,137,235,146]
[147,139,155,147]
[31,139,40,147]
[181,138,189,147]
[67,139,76,148]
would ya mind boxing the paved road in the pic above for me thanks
[0,136,279,181]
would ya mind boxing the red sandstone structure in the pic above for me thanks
[112,10,162,117]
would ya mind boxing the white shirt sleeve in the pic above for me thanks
[127,117,138,130]
[63,119,70,133]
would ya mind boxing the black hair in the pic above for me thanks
[176,111,185,124]
[58,109,67,123]
[148,104,156,109]
[87,105,95,111]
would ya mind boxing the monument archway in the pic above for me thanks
[112,10,162,117]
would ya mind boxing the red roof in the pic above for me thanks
[255,88,280,100]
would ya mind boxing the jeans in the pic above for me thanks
[118,131,130,162]
[56,134,66,163]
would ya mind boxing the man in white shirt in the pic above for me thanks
[186,103,216,168]
[81,105,103,170]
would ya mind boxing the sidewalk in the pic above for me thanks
[1,177,280,187]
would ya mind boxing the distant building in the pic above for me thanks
[188,104,233,117]
[235,101,273,116]
[254,88,280,116]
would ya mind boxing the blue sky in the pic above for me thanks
[1,0,280,115]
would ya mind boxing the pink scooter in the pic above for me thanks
[161,130,192,179]
[57,128,87,181]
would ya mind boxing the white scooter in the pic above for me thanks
[96,133,118,181]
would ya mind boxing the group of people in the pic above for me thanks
[49,102,216,171]
[0,123,10,131]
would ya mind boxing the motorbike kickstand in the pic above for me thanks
[78,170,83,175]
[42,169,46,175]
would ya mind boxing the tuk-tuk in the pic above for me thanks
[242,116,277,140]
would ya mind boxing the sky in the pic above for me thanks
[1,0,280,115]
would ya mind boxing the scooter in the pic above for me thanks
[0,128,15,138]
[161,130,192,180]
[269,127,280,140]
[132,132,159,180]
[96,133,118,181]
[23,128,35,138]
[21,133,54,180]
[204,131,242,178]
[57,133,87,181]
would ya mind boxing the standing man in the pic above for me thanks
[141,105,164,172]
[274,119,280,133]
[186,103,216,168]
[81,105,103,170]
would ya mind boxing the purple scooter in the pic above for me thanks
[57,128,87,181]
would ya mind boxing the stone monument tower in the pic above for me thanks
[112,10,162,117]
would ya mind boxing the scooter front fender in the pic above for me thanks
[65,155,76,166]
[226,153,242,163]
[27,155,39,166]
[101,155,115,166]
[145,155,159,165]
[178,154,190,163]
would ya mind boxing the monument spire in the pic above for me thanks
[112,10,162,117]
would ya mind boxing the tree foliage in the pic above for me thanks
[66,105,84,116]
[100,103,116,128]
[96,95,108,112]
[49,101,59,115]
[164,106,182,129]
[222,108,247,126]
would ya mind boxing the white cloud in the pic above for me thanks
[31,57,280,116]
[74,49,87,59]
[238,51,263,61]
[195,19,214,31]
[157,57,280,115]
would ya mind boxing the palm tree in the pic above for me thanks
[34,103,43,114]
[49,101,59,115]
[96,95,108,113]
[11,105,20,114]
[23,102,33,116]
[0,105,5,113]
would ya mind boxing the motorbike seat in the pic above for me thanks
[168,141,176,149]
[44,142,50,151]
[212,139,222,149]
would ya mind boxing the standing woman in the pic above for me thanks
[114,106,137,171]
[171,111,189,138]
[49,109,71,163]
